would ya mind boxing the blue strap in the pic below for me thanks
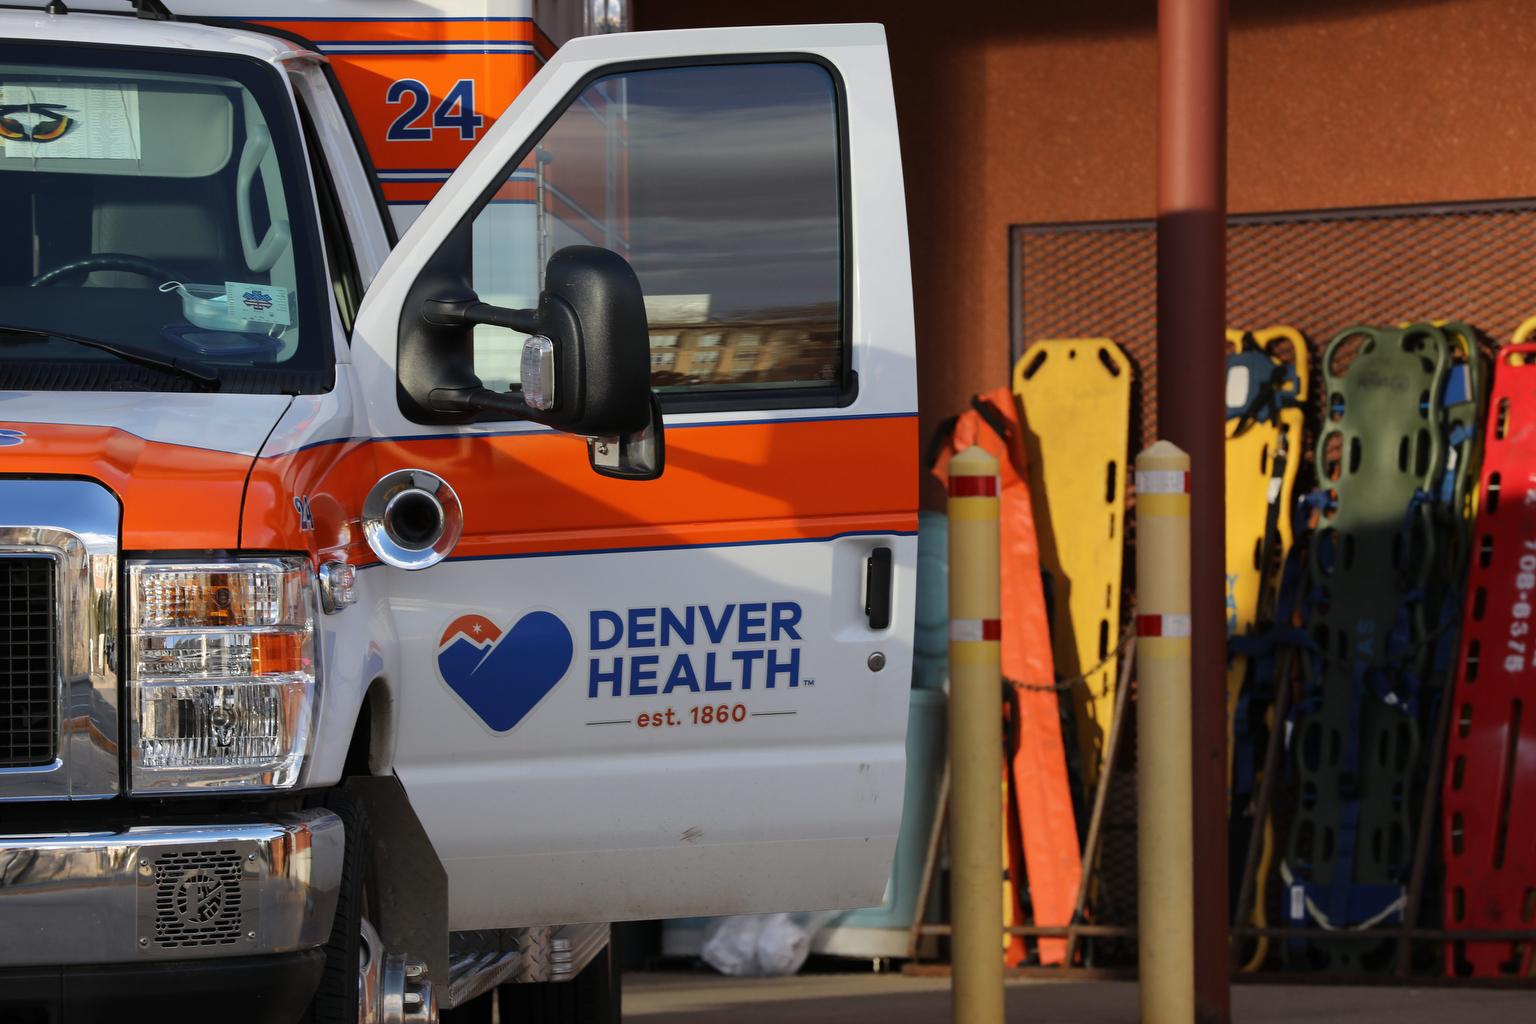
[1435,365,1473,503]
[1329,790,1363,926]
[1225,338,1304,428]
[1443,363,1470,407]
[1322,671,1371,928]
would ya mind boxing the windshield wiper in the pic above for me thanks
[0,324,220,387]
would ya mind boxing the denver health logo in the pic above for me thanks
[436,611,574,732]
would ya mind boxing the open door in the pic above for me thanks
[348,24,917,928]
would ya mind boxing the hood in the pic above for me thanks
[0,392,292,550]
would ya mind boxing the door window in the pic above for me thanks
[468,61,844,402]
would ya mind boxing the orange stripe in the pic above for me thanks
[0,417,917,563]
[380,180,449,204]
[242,417,919,564]
[0,423,250,549]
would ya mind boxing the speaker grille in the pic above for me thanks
[151,848,244,949]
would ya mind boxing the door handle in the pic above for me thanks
[864,546,893,629]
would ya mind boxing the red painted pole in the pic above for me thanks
[1157,1,1231,1022]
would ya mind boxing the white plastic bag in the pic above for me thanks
[700,910,843,977]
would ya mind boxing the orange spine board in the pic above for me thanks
[932,388,1081,965]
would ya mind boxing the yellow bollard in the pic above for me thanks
[1134,441,1196,1022]
[947,445,1006,1024]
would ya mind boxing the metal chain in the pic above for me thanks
[1005,619,1137,697]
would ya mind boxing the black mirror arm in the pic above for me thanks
[421,297,542,336]
[421,381,534,419]
[418,297,542,419]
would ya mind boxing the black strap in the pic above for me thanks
[927,393,1016,473]
[970,393,1014,444]
[925,414,960,472]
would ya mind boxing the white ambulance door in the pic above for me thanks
[349,24,918,928]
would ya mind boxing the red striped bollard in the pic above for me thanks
[947,445,1005,1023]
[1135,440,1195,1021]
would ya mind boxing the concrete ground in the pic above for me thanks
[623,972,1536,1023]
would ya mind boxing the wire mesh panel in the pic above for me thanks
[1012,200,1536,456]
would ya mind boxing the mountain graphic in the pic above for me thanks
[436,611,573,732]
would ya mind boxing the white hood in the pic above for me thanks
[0,391,292,457]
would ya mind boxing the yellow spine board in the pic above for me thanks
[1013,339,1131,795]
[1222,326,1308,972]
[1222,328,1308,765]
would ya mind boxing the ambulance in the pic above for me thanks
[0,1,917,1021]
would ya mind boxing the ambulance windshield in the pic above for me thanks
[0,45,329,393]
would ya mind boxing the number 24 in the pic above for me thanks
[386,79,484,142]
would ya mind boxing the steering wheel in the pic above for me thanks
[28,253,183,288]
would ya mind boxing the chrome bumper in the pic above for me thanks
[0,810,343,967]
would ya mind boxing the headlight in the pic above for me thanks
[127,558,318,793]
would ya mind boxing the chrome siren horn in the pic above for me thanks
[362,469,463,571]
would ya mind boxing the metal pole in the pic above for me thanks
[946,446,1005,1024]
[1135,443,1197,1022]
[1158,1,1231,1020]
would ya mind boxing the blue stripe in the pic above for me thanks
[357,528,919,569]
[268,410,919,458]
[669,410,918,429]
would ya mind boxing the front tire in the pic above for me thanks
[307,791,370,1023]
[307,790,437,1023]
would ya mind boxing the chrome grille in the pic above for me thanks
[151,849,245,949]
[0,556,55,768]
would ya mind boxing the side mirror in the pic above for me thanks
[587,392,665,481]
[399,242,663,479]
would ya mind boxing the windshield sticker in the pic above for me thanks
[0,83,139,160]
[226,282,292,327]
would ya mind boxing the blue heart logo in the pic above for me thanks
[436,611,574,732]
